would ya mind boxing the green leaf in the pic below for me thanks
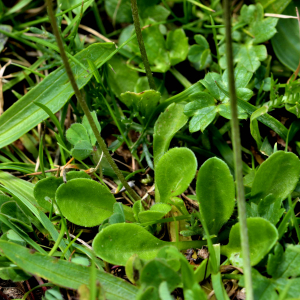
[239,268,278,300]
[153,103,188,166]
[221,217,278,267]
[138,203,172,223]
[196,157,235,235]
[0,43,115,149]
[246,195,285,225]
[267,244,300,278]
[250,106,268,149]
[166,29,189,66]
[93,223,206,266]
[188,34,212,70]
[271,2,300,71]
[120,90,161,119]
[140,259,181,292]
[1,201,32,232]
[82,112,101,146]
[56,179,115,227]
[93,223,169,265]
[107,55,139,97]
[155,148,197,203]
[250,151,300,204]
[184,92,217,132]
[256,0,292,13]
[240,4,278,44]
[0,240,138,299]
[217,102,248,120]
[70,140,94,161]
[0,257,30,282]
[33,177,63,211]
[0,172,70,257]
[66,123,90,145]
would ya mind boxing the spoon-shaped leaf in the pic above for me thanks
[153,103,188,166]
[250,151,300,204]
[34,177,63,211]
[196,157,235,235]
[221,217,278,267]
[156,147,197,203]
[33,172,91,211]
[93,223,207,266]
[56,179,115,227]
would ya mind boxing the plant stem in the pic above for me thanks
[223,1,254,300]
[130,0,156,90]
[46,0,140,202]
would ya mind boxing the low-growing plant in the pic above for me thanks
[0,0,300,299]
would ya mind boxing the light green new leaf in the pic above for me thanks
[66,123,90,146]
[250,151,300,204]
[0,240,137,300]
[153,103,188,166]
[155,148,197,203]
[56,179,115,227]
[120,90,161,119]
[196,157,235,235]
[0,43,115,149]
[166,29,189,66]
[221,217,278,267]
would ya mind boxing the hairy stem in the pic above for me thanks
[46,0,140,201]
[130,0,156,90]
[223,1,253,300]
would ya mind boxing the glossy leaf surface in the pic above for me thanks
[221,217,278,266]
[196,157,235,235]
[56,179,115,227]
[156,148,197,203]
[0,43,115,149]
[250,151,300,204]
